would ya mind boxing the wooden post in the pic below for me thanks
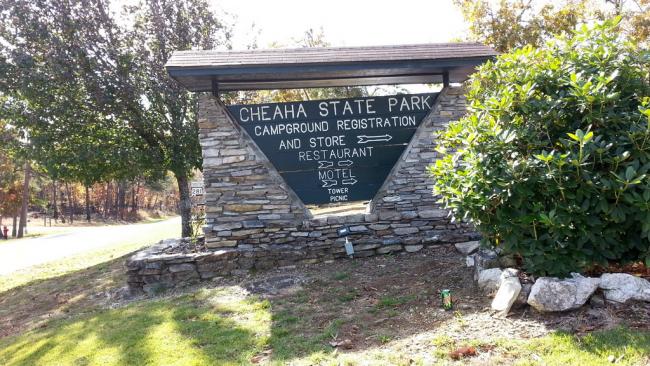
[442,71,450,88]
[211,78,219,98]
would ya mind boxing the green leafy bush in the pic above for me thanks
[429,19,650,276]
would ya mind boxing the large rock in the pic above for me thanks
[600,273,650,303]
[514,283,532,309]
[454,241,480,255]
[491,269,522,316]
[478,268,502,295]
[527,274,600,312]
[473,248,500,280]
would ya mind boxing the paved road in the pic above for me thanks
[0,217,180,276]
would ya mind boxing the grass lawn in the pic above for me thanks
[0,244,648,365]
[0,220,180,292]
[0,285,648,366]
[0,220,180,337]
[0,213,175,245]
[0,228,71,244]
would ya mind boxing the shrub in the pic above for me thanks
[429,19,650,276]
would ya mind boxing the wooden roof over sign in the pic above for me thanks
[165,43,497,92]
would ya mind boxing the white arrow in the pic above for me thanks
[342,178,358,185]
[338,160,353,167]
[357,134,393,144]
[321,179,338,188]
[318,160,334,169]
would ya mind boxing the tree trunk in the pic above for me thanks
[130,184,136,213]
[152,195,159,211]
[53,180,58,222]
[104,181,112,218]
[12,215,17,237]
[17,162,31,238]
[175,173,192,237]
[114,182,120,219]
[133,181,141,213]
[65,182,74,224]
[85,185,91,222]
[118,181,126,220]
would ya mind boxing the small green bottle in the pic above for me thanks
[440,289,453,310]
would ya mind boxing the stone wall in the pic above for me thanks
[370,87,467,213]
[198,94,311,250]
[126,209,477,293]
[126,86,476,293]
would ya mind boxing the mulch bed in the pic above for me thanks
[217,244,650,350]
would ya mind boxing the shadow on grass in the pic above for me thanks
[1,296,260,366]
[1,245,649,365]
[0,254,130,338]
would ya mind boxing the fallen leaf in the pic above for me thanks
[449,346,476,360]
[329,339,354,349]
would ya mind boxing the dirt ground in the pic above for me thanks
[229,245,650,347]
[2,244,649,363]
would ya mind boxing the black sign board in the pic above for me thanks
[227,93,437,204]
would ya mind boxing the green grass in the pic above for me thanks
[516,328,650,365]
[0,288,271,366]
[376,295,416,309]
[0,286,348,366]
[1,282,648,366]
[0,221,179,292]
[1,217,649,365]
[337,289,359,303]
[426,328,650,366]
[332,271,349,281]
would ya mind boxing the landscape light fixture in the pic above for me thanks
[338,225,355,257]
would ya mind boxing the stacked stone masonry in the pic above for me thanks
[127,86,476,293]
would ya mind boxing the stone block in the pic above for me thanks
[600,273,650,303]
[383,196,402,202]
[224,204,262,212]
[400,211,418,219]
[168,263,196,273]
[394,227,419,235]
[377,245,402,254]
[349,225,368,232]
[477,268,502,295]
[491,269,521,316]
[353,243,381,251]
[205,240,237,248]
[213,222,243,231]
[404,245,424,253]
[382,237,402,246]
[418,209,448,219]
[527,274,600,312]
[454,241,480,255]
[369,224,390,231]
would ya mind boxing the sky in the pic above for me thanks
[207,0,468,49]
[109,0,470,94]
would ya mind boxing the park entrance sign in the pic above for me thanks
[128,42,498,288]
[164,42,497,250]
[227,93,437,204]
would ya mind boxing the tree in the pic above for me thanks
[1,0,142,216]
[121,0,232,237]
[454,0,649,52]
[429,19,650,276]
[0,0,172,226]
[0,120,22,234]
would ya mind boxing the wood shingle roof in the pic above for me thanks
[165,42,497,92]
